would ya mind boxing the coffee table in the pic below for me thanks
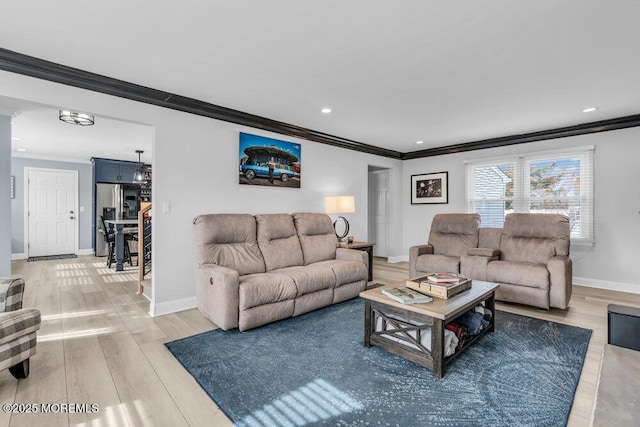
[359,280,499,378]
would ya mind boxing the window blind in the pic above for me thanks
[465,147,594,243]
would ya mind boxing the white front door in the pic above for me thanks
[27,169,77,257]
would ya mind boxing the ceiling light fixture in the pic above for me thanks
[11,137,22,141]
[133,150,147,184]
[582,107,598,113]
[416,140,424,144]
[59,110,95,126]
[321,108,332,114]
[17,148,27,152]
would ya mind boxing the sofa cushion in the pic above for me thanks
[415,254,460,274]
[500,236,557,264]
[193,214,265,276]
[502,213,570,259]
[292,213,338,265]
[239,301,295,332]
[487,260,550,290]
[478,228,502,250]
[271,265,336,296]
[256,214,304,271]
[313,259,367,287]
[238,273,297,310]
[429,214,480,257]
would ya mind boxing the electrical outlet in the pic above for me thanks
[162,201,172,214]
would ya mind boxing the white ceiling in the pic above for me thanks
[1,1,640,156]
[0,96,153,164]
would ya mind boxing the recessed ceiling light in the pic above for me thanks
[321,108,332,114]
[582,107,598,113]
[17,148,27,152]
[416,140,424,144]
[11,137,22,141]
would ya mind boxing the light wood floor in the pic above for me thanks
[1,256,638,427]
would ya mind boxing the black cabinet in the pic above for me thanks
[92,158,146,184]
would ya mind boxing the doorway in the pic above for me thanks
[25,167,78,257]
[367,166,390,258]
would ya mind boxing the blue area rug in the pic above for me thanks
[166,299,591,426]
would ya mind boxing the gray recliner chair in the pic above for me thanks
[0,278,41,379]
[409,213,481,278]
[484,213,572,310]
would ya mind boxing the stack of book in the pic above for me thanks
[381,287,433,305]
[406,273,472,299]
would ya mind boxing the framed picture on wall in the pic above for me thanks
[411,172,448,204]
[239,132,301,188]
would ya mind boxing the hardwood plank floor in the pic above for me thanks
[1,255,637,426]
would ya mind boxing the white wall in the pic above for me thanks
[403,127,640,291]
[0,116,11,276]
[0,70,403,314]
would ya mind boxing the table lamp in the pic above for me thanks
[325,196,355,241]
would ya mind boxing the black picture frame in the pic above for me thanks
[411,172,448,204]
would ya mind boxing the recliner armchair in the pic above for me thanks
[483,213,572,310]
[409,213,481,278]
[0,278,41,379]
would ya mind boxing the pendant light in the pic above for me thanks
[133,150,147,184]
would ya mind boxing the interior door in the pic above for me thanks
[27,169,77,257]
[368,169,389,257]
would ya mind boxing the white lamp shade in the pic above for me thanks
[325,196,355,214]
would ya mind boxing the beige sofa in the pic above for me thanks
[193,212,368,331]
[410,213,572,310]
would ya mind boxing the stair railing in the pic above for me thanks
[137,203,152,294]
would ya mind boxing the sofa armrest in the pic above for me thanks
[336,247,367,264]
[196,264,240,330]
[467,247,501,258]
[409,244,433,277]
[548,256,572,309]
[460,254,498,281]
[0,308,41,345]
[0,278,25,313]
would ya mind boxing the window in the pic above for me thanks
[465,146,594,243]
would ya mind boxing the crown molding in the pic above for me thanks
[401,114,640,159]
[2,47,640,161]
[0,47,402,159]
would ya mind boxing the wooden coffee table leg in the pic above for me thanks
[364,300,372,347]
[485,292,496,333]
[432,318,445,378]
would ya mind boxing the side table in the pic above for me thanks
[342,241,375,281]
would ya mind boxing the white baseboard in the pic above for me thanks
[77,249,94,256]
[386,255,409,263]
[574,276,640,295]
[11,253,27,260]
[150,296,197,317]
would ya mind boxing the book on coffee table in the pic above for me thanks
[406,275,472,299]
[381,287,433,305]
[426,272,464,283]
